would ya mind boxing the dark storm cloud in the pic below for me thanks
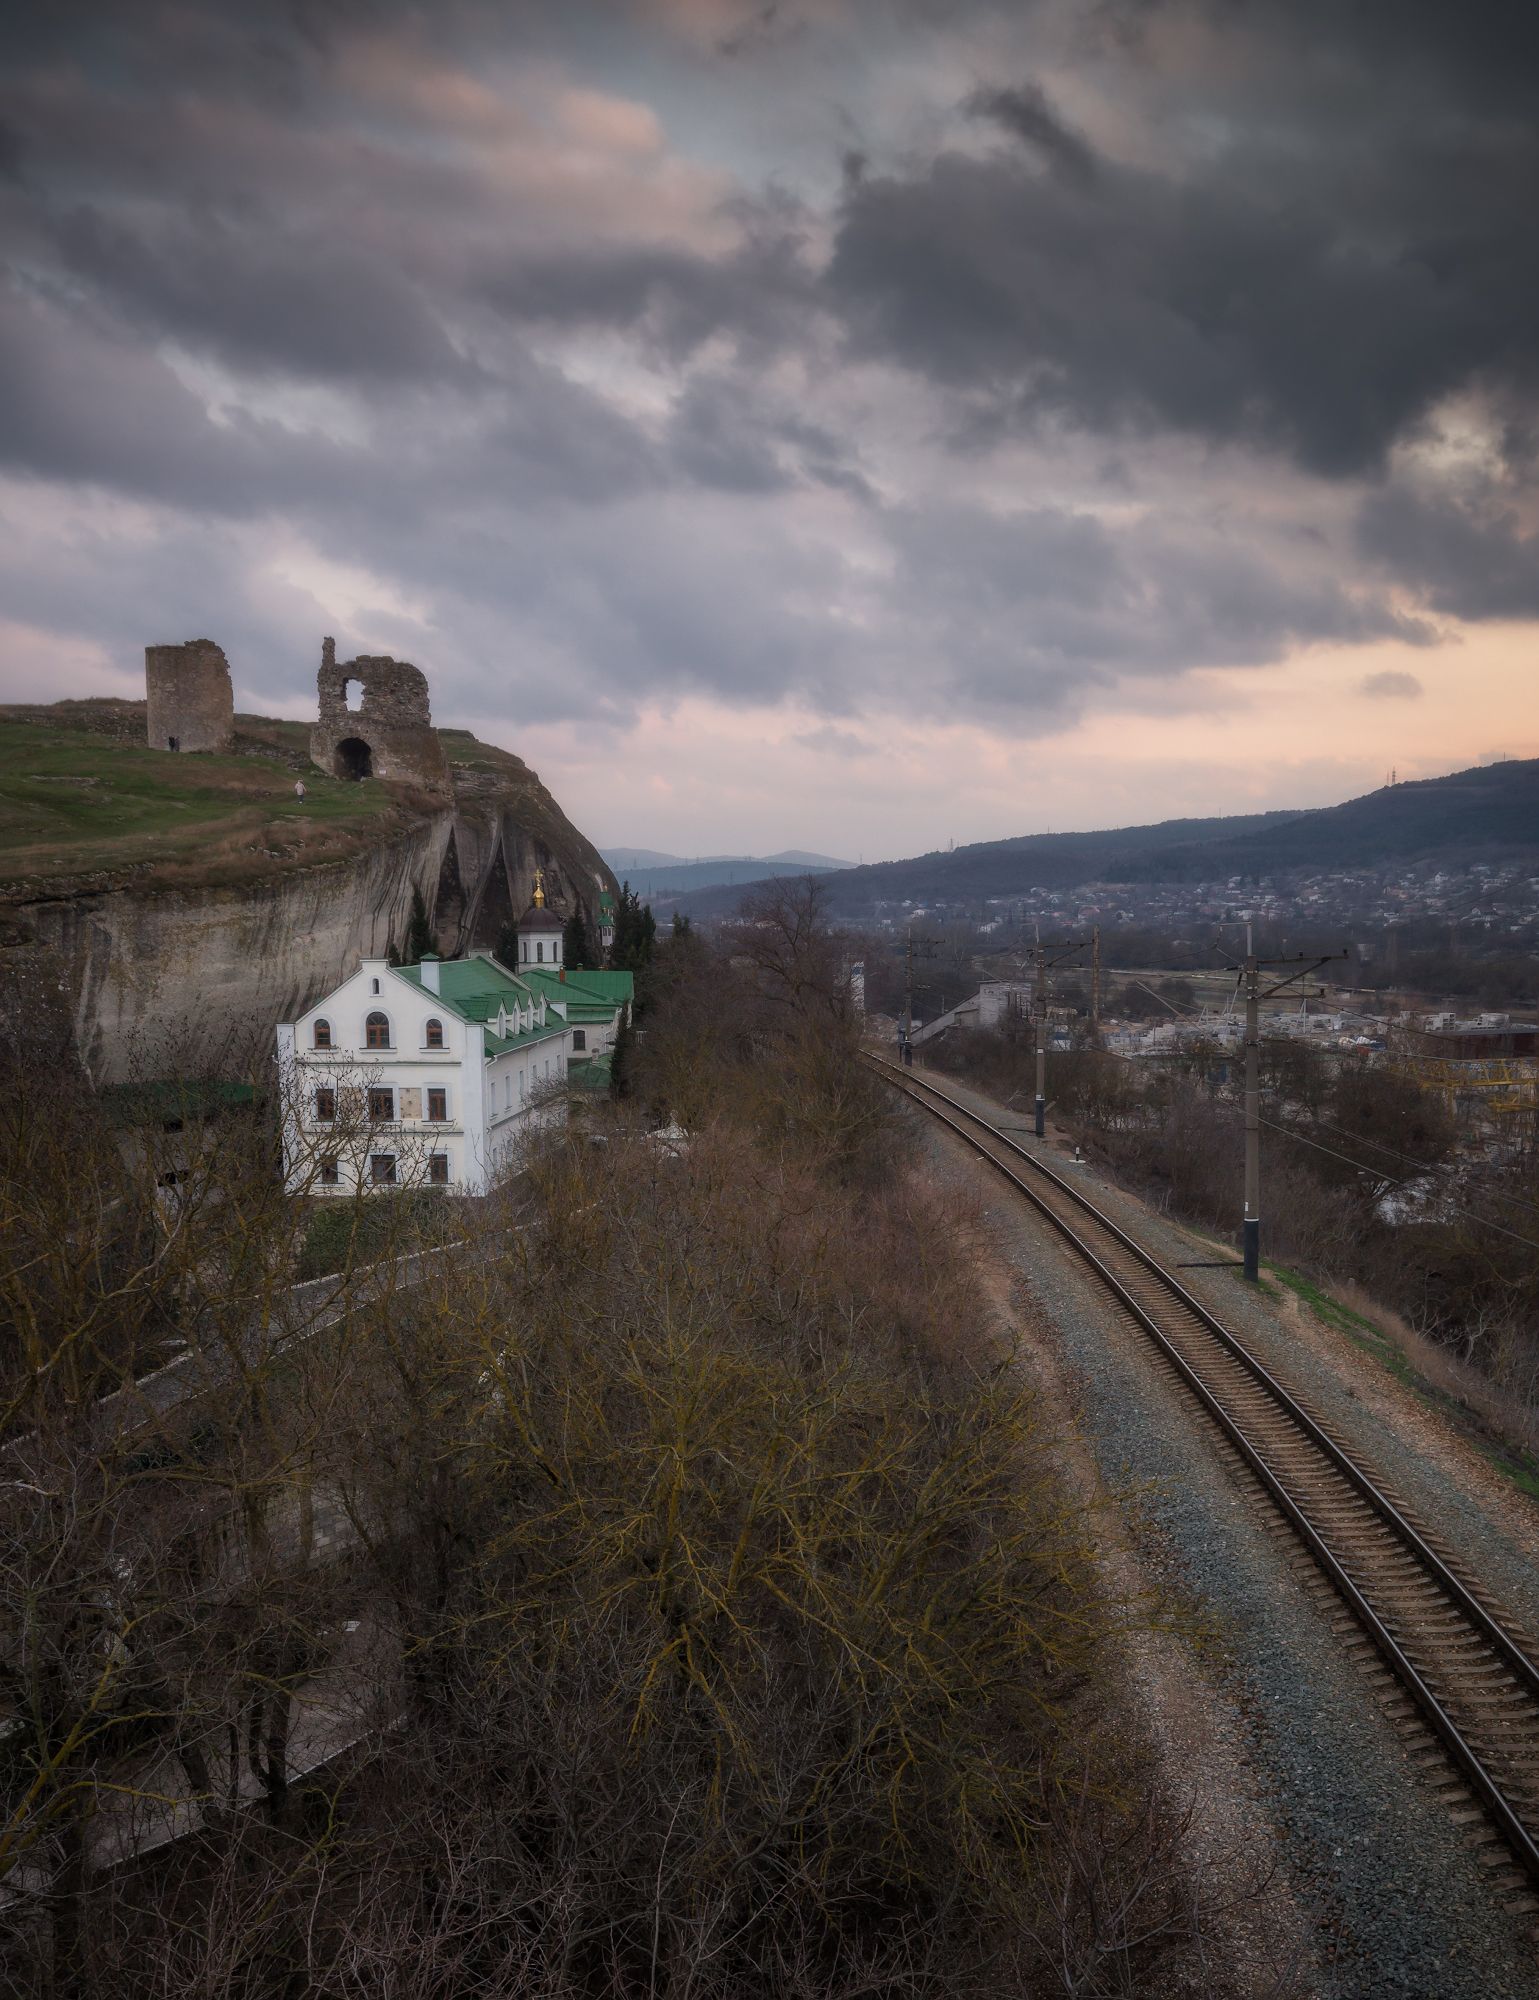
[0,269,668,550]
[45,204,472,386]
[965,84,1096,185]
[0,282,339,511]
[879,501,1430,719]
[827,92,1539,478]
[1357,483,1539,622]
[1112,0,1539,115]
[479,228,817,365]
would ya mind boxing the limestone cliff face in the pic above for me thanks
[10,777,616,1083]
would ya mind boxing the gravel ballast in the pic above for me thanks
[903,1069,1539,2000]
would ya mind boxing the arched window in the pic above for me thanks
[424,1017,444,1049]
[572,1029,586,1051]
[365,1010,391,1049]
[536,941,544,963]
[313,1018,332,1049]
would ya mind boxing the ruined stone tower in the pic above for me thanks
[144,638,235,754]
[310,637,451,792]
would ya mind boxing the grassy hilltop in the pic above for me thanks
[0,700,547,894]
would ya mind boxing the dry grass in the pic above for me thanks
[1323,1276,1539,1465]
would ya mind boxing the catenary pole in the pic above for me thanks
[1034,934,1047,1137]
[1243,932,1260,1282]
[1032,930,1094,1141]
[1224,925,1346,1284]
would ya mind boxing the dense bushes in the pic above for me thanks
[286,1131,1158,1996]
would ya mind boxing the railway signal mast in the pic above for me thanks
[1230,935,1349,1282]
[1032,932,1094,1139]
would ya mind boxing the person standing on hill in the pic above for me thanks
[294,780,306,804]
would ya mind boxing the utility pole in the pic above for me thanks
[1032,932,1094,1140]
[901,927,914,1067]
[1232,934,1349,1282]
[898,927,939,1067]
[1033,934,1046,1137]
[1242,936,1260,1284]
[1091,926,1102,1035]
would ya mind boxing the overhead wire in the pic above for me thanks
[1255,1117,1539,1255]
[1052,1032,1539,1252]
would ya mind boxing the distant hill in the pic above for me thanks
[603,847,850,898]
[670,759,1539,917]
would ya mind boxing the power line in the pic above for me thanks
[1293,1115,1539,1223]
[1085,1010,1539,1222]
[1256,1118,1539,1255]
[1052,1038,1539,1251]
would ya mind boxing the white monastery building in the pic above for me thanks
[276,886,632,1195]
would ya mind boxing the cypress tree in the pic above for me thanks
[405,885,435,962]
[612,883,656,975]
[563,905,594,970]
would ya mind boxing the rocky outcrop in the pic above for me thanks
[4,776,615,1083]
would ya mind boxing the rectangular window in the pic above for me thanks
[429,1152,449,1184]
[319,1155,339,1185]
[370,1153,396,1185]
[368,1086,394,1122]
[315,1086,336,1123]
[427,1086,446,1122]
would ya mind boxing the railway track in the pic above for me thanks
[867,1049,1539,1907]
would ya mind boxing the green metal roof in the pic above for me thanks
[521,967,633,1007]
[481,1019,567,1057]
[567,1055,614,1090]
[395,957,568,1058]
[396,957,630,1022]
[395,955,524,1022]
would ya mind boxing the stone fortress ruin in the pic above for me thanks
[143,634,449,793]
[144,639,235,754]
[310,637,451,793]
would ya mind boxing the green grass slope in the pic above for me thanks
[0,702,574,895]
[0,717,406,890]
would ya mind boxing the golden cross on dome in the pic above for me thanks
[533,867,545,908]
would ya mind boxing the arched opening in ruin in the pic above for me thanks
[335,737,373,780]
[343,678,364,713]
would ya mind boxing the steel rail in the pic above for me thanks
[865,1050,1539,1889]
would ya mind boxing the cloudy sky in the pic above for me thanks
[3,0,1537,859]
